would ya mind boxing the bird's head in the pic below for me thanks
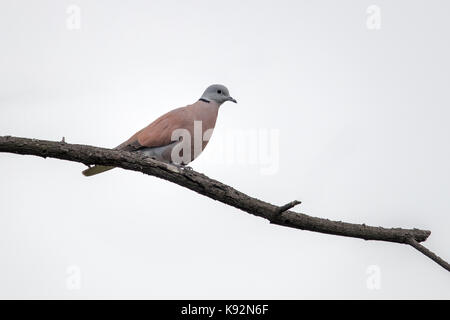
[200,84,237,105]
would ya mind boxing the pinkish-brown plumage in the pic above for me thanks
[116,100,219,156]
[83,84,235,176]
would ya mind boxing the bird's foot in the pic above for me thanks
[168,163,194,171]
[169,163,193,172]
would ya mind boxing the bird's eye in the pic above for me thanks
[217,90,222,94]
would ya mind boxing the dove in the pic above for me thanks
[82,84,236,176]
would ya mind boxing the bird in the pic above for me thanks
[82,84,237,176]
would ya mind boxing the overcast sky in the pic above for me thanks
[1,0,449,298]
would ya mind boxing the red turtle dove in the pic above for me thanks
[82,84,236,176]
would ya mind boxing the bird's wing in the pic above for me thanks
[115,105,192,152]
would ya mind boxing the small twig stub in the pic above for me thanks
[277,200,302,214]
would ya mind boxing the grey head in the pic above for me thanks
[200,84,237,105]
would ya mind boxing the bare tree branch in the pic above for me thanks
[0,135,448,272]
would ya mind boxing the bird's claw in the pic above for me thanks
[170,163,193,171]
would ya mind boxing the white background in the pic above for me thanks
[1,0,449,298]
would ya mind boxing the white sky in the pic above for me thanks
[0,0,449,298]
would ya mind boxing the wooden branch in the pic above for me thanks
[0,135,448,272]
[406,238,450,272]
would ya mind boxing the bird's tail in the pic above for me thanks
[82,165,115,177]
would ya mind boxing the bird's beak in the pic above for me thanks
[228,97,237,103]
